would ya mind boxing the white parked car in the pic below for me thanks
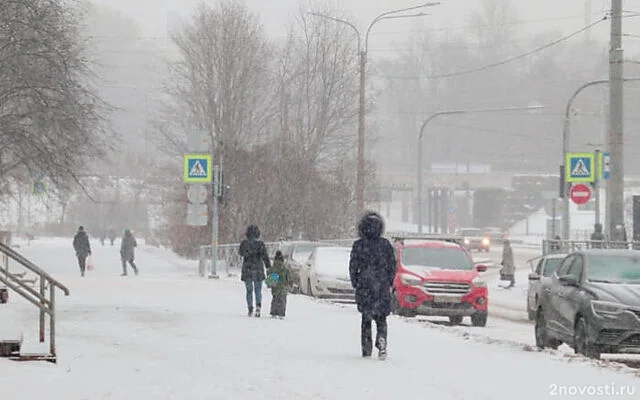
[299,246,355,300]
[526,253,566,320]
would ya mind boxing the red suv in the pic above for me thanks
[391,236,489,326]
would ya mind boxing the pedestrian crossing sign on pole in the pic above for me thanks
[184,154,212,183]
[566,152,595,183]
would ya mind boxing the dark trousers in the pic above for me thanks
[361,313,387,356]
[77,255,87,276]
[270,292,287,317]
[122,259,138,275]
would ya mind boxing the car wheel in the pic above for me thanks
[471,312,487,327]
[535,309,559,349]
[574,317,600,359]
[449,315,463,325]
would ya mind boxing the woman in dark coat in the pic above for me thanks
[72,226,91,277]
[120,229,138,276]
[349,211,397,359]
[239,225,271,317]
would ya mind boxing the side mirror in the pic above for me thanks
[558,275,579,286]
[528,273,540,281]
[475,264,487,272]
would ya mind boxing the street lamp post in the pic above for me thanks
[309,2,440,214]
[560,78,640,240]
[416,105,546,234]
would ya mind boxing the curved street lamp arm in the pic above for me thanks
[365,3,437,51]
[307,12,361,51]
[562,78,640,157]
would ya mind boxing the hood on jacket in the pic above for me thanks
[246,225,260,239]
[358,211,385,239]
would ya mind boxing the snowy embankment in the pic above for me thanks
[0,238,638,400]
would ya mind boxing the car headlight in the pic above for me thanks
[471,276,486,287]
[400,273,422,286]
[464,239,470,244]
[482,238,490,245]
[591,300,626,318]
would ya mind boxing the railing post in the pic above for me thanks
[49,283,56,359]
[39,275,45,343]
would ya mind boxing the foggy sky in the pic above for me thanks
[94,0,640,54]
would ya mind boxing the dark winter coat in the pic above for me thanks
[591,223,605,248]
[120,232,137,261]
[349,211,397,316]
[500,240,515,276]
[267,259,292,296]
[239,225,271,282]
[73,231,91,257]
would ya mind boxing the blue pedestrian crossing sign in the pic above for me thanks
[184,154,212,183]
[566,153,595,183]
[600,152,611,180]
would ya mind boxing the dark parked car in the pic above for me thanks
[535,250,640,359]
[484,227,506,244]
[456,228,490,252]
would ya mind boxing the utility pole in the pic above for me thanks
[356,50,366,214]
[594,148,601,226]
[608,0,625,240]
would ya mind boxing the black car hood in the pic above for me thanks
[584,282,640,306]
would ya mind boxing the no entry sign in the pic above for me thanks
[570,183,592,205]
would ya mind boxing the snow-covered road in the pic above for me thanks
[1,238,638,400]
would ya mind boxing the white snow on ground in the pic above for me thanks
[1,238,639,400]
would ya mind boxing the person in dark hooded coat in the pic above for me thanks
[72,226,91,277]
[239,225,271,317]
[120,229,138,276]
[349,211,397,359]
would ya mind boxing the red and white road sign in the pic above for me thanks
[570,183,592,205]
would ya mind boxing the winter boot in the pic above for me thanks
[377,338,387,360]
[255,305,261,318]
[362,337,372,357]
[247,307,253,317]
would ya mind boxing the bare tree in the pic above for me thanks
[163,0,274,151]
[276,4,359,168]
[468,0,519,59]
[0,0,111,193]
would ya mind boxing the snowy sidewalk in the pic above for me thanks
[1,238,638,399]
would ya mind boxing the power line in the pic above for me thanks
[384,16,609,80]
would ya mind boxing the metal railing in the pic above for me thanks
[198,238,358,277]
[542,239,640,255]
[0,242,70,362]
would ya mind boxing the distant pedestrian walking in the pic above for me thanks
[72,226,91,277]
[267,250,292,319]
[500,239,515,288]
[349,211,397,359]
[239,225,271,317]
[590,223,605,249]
[108,227,116,246]
[120,229,138,276]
